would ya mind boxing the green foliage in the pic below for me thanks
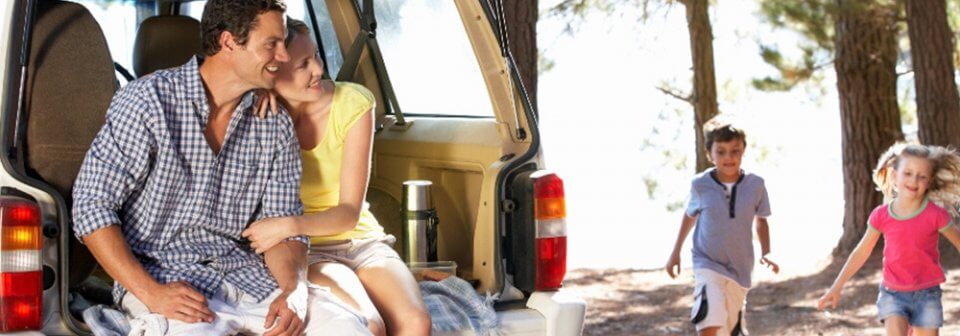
[751,44,822,91]
[550,0,621,16]
[538,51,556,75]
[951,0,960,68]
[547,0,672,33]
[665,200,686,212]
[638,105,693,211]
[951,0,960,27]
[754,0,909,92]
[753,0,838,92]
[643,176,659,199]
[899,83,916,130]
[758,0,834,50]
[549,0,655,18]
[751,77,794,92]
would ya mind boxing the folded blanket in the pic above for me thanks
[82,303,167,336]
[420,276,500,335]
[81,304,130,336]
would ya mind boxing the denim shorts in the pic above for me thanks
[876,285,943,328]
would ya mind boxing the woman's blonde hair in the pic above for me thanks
[285,18,311,46]
[874,143,960,217]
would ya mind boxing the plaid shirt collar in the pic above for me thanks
[181,57,260,122]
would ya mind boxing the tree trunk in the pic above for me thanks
[503,0,539,112]
[833,1,903,255]
[682,0,720,173]
[906,0,960,147]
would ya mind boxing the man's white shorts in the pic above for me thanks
[691,268,749,335]
[121,282,371,335]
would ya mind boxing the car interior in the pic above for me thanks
[9,1,541,333]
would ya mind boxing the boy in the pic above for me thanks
[664,118,779,336]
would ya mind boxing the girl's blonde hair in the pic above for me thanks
[874,143,960,217]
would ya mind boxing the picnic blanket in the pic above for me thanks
[82,302,167,336]
[82,275,501,335]
[420,276,500,335]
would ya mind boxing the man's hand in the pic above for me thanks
[665,253,681,279]
[263,292,306,336]
[141,280,214,323]
[261,243,308,335]
[760,255,780,274]
[242,216,299,254]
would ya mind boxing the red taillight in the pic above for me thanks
[0,199,42,332]
[1,271,42,331]
[533,172,567,291]
[535,236,566,290]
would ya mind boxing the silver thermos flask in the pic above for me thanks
[402,180,439,263]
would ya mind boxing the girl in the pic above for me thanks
[240,19,431,336]
[818,143,960,336]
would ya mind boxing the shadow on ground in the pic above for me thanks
[567,249,960,335]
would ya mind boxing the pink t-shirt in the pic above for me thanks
[868,199,951,291]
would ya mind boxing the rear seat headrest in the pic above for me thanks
[133,15,201,77]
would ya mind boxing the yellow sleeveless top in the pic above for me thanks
[302,82,384,245]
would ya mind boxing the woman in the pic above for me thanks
[242,19,431,336]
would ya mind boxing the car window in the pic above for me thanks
[71,0,337,84]
[71,1,142,81]
[369,1,495,117]
[180,1,311,28]
[305,0,344,79]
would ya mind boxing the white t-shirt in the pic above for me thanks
[723,182,735,198]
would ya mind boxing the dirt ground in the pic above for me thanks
[564,254,960,335]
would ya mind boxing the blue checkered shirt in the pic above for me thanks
[72,57,306,304]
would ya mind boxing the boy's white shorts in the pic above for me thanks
[691,268,749,335]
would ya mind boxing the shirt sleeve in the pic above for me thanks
[333,83,375,143]
[685,182,701,217]
[71,84,156,241]
[258,113,308,246]
[867,207,884,233]
[937,208,951,232]
[756,180,772,218]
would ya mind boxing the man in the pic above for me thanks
[72,1,369,334]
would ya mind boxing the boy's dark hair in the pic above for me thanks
[200,0,286,56]
[703,117,747,150]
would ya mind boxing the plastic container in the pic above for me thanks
[408,261,457,281]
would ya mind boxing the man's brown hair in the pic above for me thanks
[200,0,286,56]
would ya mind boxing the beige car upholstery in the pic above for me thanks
[324,0,535,294]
